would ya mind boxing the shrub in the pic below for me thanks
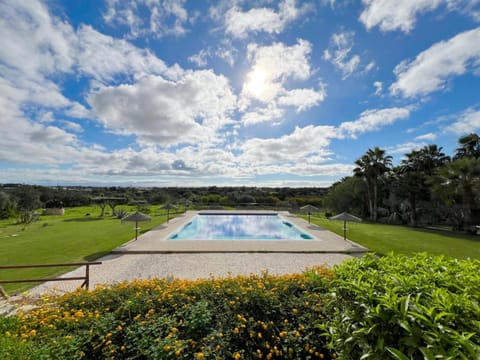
[114,208,128,219]
[321,253,480,359]
[9,268,336,359]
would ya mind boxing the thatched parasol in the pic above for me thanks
[300,204,320,223]
[329,212,362,240]
[122,211,152,240]
[159,203,178,223]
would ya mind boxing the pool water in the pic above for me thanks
[169,213,313,240]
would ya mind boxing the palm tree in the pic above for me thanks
[353,147,392,222]
[432,157,480,229]
[455,133,480,159]
[398,145,449,226]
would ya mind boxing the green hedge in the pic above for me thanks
[1,254,479,359]
[322,253,480,359]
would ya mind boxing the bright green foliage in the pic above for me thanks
[322,253,480,359]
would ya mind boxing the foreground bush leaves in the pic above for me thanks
[321,253,480,359]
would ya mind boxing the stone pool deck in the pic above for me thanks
[19,211,368,297]
[112,210,368,254]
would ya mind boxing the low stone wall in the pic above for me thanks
[43,208,65,215]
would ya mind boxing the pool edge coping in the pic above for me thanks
[113,210,369,254]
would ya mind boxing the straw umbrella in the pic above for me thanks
[159,203,178,223]
[329,212,362,240]
[300,204,320,223]
[121,211,151,240]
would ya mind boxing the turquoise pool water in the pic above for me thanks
[168,213,313,240]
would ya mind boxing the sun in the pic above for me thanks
[244,67,268,98]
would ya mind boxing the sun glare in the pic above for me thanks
[244,67,268,98]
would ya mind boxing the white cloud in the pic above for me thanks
[0,0,76,111]
[88,71,237,146]
[447,108,480,134]
[364,61,376,73]
[387,141,427,155]
[215,42,237,67]
[360,0,444,33]
[61,121,83,133]
[415,132,437,141]
[65,102,91,118]
[188,49,209,67]
[239,39,326,123]
[277,88,327,111]
[241,105,284,126]
[223,0,312,38]
[359,0,480,33]
[373,81,383,95]
[339,107,411,138]
[242,40,313,103]
[103,0,189,38]
[323,31,361,79]
[391,27,480,98]
[241,125,338,165]
[76,25,176,83]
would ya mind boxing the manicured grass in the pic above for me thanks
[302,213,480,259]
[0,206,176,294]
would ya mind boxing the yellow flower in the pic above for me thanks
[5,331,11,337]
[233,352,241,360]
[121,345,126,352]
[196,353,205,359]
[117,325,123,331]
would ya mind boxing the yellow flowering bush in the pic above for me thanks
[1,266,335,359]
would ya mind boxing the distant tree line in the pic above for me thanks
[0,184,326,221]
[324,133,480,232]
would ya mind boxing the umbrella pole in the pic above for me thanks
[343,219,346,240]
[135,220,138,240]
[308,212,311,224]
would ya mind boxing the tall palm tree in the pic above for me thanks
[432,157,480,228]
[455,133,480,159]
[398,145,449,226]
[353,147,392,222]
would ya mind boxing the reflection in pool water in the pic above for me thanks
[169,214,313,240]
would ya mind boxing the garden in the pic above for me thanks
[1,253,479,359]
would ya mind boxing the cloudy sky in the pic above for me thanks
[1,0,479,187]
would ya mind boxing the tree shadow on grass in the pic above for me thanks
[63,217,106,223]
[83,251,110,261]
[83,251,125,262]
[414,227,480,242]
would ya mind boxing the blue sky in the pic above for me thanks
[1,0,479,187]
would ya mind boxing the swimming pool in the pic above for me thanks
[168,213,313,240]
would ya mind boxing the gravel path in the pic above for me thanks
[29,253,353,295]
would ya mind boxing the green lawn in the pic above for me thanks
[302,213,480,259]
[0,206,175,294]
